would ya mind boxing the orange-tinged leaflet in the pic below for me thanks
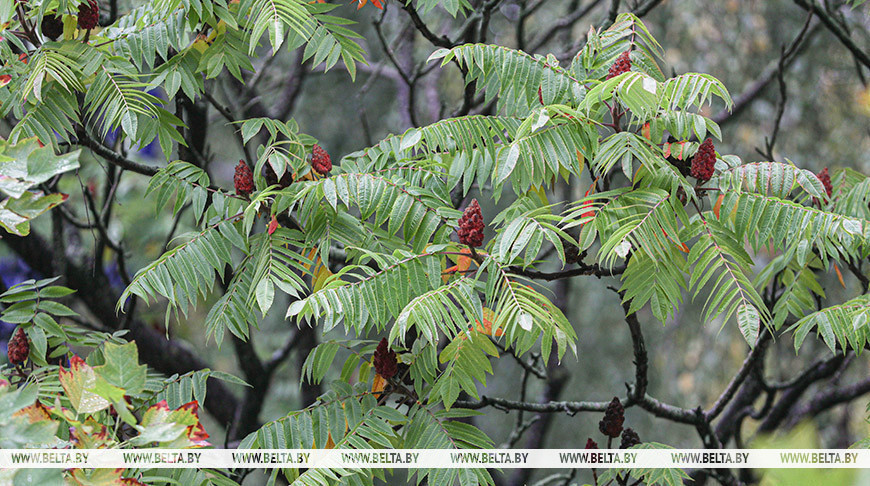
[372,373,386,394]
[713,194,725,219]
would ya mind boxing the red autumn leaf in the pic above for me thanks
[579,179,599,225]
[0,75,11,87]
[834,263,846,289]
[641,122,651,140]
[354,0,384,9]
[673,142,686,160]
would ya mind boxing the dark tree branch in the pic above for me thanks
[785,375,870,427]
[494,341,547,380]
[402,2,455,48]
[793,0,870,69]
[705,330,772,421]
[202,89,254,167]
[273,52,310,121]
[516,0,549,51]
[228,336,267,441]
[264,330,303,374]
[76,131,160,177]
[509,263,626,281]
[758,352,847,432]
[621,295,648,402]
[528,0,605,52]
[755,47,789,161]
[633,0,664,17]
[713,15,818,126]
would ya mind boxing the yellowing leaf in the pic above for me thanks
[472,308,503,337]
[59,356,111,414]
[443,248,476,283]
[312,261,334,293]
[713,194,724,219]
[372,373,386,394]
[834,263,846,289]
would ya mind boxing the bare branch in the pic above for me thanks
[793,0,870,69]
[713,15,818,126]
[76,131,160,177]
[705,330,772,421]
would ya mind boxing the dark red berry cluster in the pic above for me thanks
[607,51,631,80]
[233,160,254,197]
[373,338,398,379]
[311,144,332,176]
[817,167,832,197]
[588,397,643,450]
[690,138,716,184]
[41,14,64,40]
[599,397,625,438]
[620,428,641,449]
[7,328,29,364]
[458,199,485,248]
[78,0,99,30]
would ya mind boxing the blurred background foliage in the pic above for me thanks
[1,0,869,484]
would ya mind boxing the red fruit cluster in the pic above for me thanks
[233,160,254,197]
[607,51,631,80]
[458,199,485,248]
[817,167,832,197]
[598,397,625,438]
[620,427,641,449]
[41,14,64,40]
[585,438,598,449]
[373,338,398,379]
[78,0,99,30]
[7,328,29,364]
[311,144,331,176]
[690,138,716,183]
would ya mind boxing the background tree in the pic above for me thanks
[1,0,869,485]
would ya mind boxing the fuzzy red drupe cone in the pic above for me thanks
[690,138,716,184]
[598,396,625,438]
[78,0,99,30]
[41,14,64,40]
[8,328,29,364]
[311,144,332,175]
[817,167,833,197]
[373,338,398,379]
[585,438,598,449]
[620,428,641,449]
[233,160,254,197]
[458,199,485,248]
[607,51,631,80]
